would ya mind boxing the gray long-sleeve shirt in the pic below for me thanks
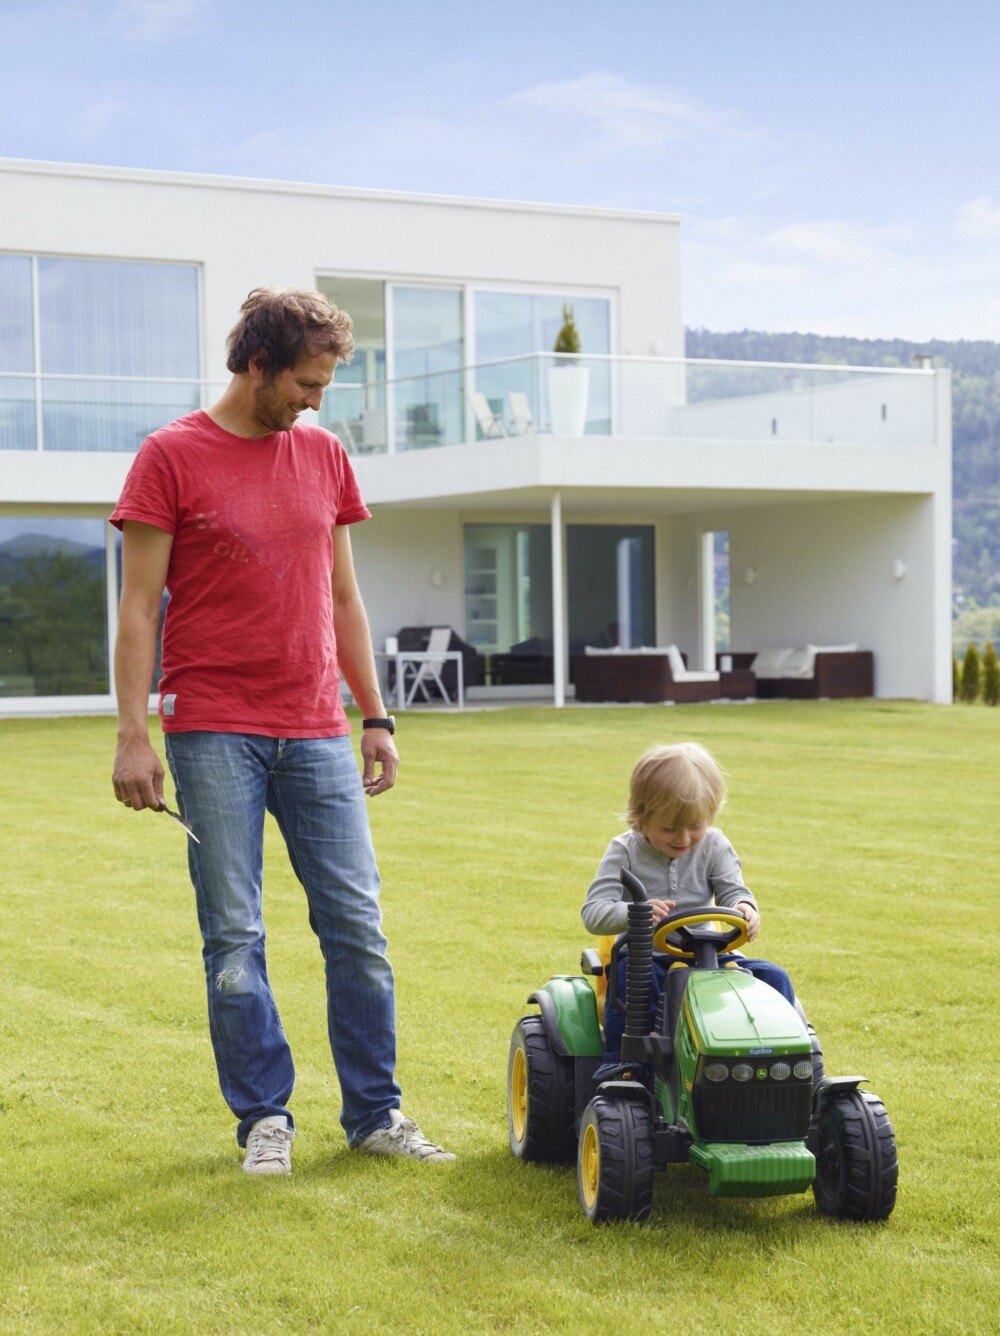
[581,826,756,936]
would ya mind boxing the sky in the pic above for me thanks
[2,0,998,342]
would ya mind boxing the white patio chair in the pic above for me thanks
[468,392,506,440]
[403,626,453,706]
[506,391,535,434]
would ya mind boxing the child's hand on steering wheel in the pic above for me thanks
[649,898,676,922]
[736,900,760,941]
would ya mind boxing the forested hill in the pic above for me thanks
[685,329,1000,616]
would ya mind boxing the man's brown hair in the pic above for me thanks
[226,287,355,376]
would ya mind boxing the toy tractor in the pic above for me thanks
[506,869,898,1224]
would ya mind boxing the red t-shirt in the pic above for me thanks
[110,410,371,737]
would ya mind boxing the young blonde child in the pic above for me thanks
[583,741,794,1070]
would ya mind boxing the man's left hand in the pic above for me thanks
[361,728,398,796]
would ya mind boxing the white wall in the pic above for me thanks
[350,509,465,650]
[0,159,684,385]
[665,495,949,701]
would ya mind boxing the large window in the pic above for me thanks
[0,518,110,697]
[313,276,613,452]
[316,276,387,453]
[0,255,200,452]
[474,292,611,434]
[463,521,654,685]
[393,287,464,450]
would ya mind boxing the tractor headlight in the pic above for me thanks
[793,1059,813,1081]
[731,1063,754,1083]
[770,1061,791,1081]
[703,1063,728,1083]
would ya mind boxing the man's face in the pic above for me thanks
[251,351,336,434]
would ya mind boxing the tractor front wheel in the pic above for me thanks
[507,1016,576,1162]
[577,1095,655,1224]
[811,1087,898,1221]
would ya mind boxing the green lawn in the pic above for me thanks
[1,701,997,1334]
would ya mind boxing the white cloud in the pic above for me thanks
[71,97,129,141]
[956,197,1000,242]
[113,0,209,42]
[765,220,913,268]
[507,71,735,152]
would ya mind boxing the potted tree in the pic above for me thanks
[548,304,590,435]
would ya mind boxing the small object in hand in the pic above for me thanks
[160,802,201,844]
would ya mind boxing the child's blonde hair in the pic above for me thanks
[626,741,726,831]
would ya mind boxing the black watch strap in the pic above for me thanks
[362,716,396,734]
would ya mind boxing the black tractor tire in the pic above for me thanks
[507,1015,576,1163]
[811,1087,898,1221]
[577,1095,655,1224]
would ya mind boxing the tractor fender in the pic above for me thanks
[811,1074,868,1118]
[528,976,603,1059]
[527,989,570,1057]
[593,1078,657,1111]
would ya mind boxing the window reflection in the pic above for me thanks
[0,518,109,696]
[474,293,611,434]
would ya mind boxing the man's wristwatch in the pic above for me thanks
[362,716,396,735]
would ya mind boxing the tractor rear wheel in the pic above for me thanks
[577,1095,655,1224]
[811,1087,898,1220]
[507,1015,576,1162]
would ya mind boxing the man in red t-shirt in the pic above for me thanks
[111,288,453,1173]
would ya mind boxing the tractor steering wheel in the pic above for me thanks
[651,907,750,959]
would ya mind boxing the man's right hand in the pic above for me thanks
[113,736,165,812]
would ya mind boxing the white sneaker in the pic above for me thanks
[242,1116,293,1175]
[357,1109,455,1163]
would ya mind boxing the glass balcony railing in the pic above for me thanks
[319,353,939,456]
[2,355,939,455]
[1,372,204,452]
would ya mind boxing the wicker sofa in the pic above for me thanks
[727,645,874,699]
[571,646,723,703]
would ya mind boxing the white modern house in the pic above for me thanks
[0,157,952,714]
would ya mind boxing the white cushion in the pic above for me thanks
[750,647,795,679]
[666,644,686,678]
[807,642,857,657]
[671,669,721,683]
[781,643,859,680]
[584,645,622,655]
[780,648,815,679]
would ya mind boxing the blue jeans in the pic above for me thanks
[164,732,401,1147]
[602,952,796,1066]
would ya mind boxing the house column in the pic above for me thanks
[551,490,566,708]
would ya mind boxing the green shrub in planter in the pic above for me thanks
[953,653,960,702]
[960,642,982,703]
[982,642,1000,707]
[553,304,582,356]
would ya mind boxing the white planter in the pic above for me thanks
[547,364,590,436]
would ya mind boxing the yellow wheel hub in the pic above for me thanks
[580,1121,599,1209]
[510,1046,527,1143]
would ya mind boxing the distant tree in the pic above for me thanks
[982,643,1000,706]
[953,652,960,702]
[960,643,982,703]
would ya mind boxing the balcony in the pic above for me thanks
[317,353,939,457]
[1,355,939,461]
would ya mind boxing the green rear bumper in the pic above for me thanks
[689,1141,815,1197]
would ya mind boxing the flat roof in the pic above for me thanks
[0,156,681,225]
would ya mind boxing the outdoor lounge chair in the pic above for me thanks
[469,392,506,439]
[506,391,535,434]
[402,626,453,706]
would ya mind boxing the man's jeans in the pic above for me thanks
[164,732,400,1147]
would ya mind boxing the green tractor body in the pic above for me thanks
[508,871,898,1224]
